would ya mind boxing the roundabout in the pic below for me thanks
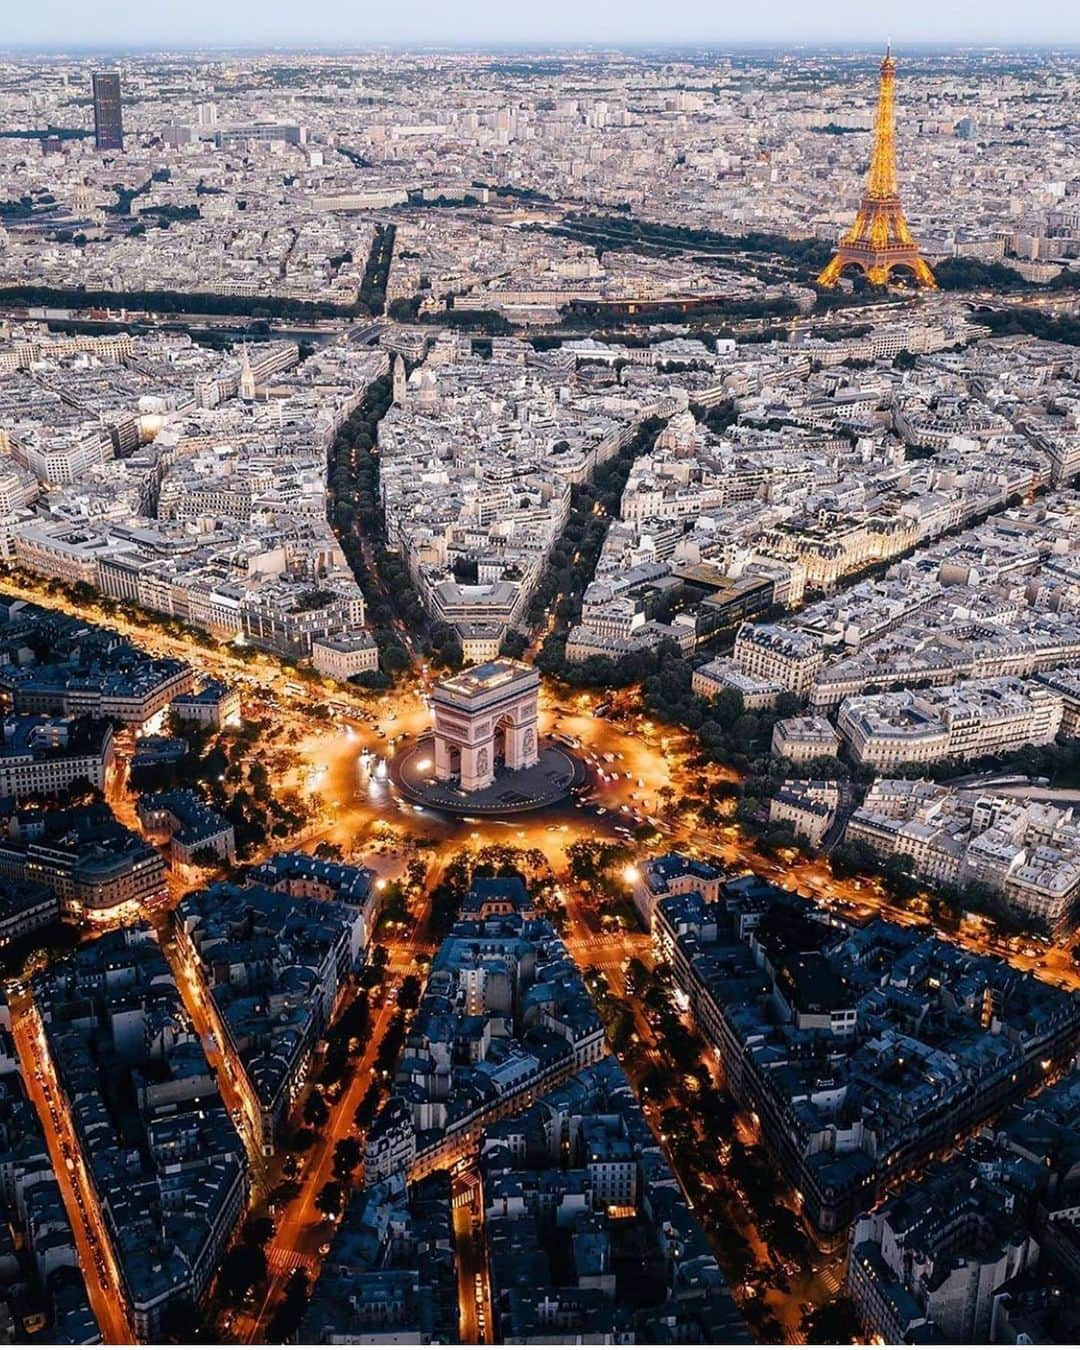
[391,734,586,815]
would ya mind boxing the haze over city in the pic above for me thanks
[4,0,1079,47]
[0,13,1077,1350]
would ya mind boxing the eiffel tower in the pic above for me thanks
[817,47,937,289]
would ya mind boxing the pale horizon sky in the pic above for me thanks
[2,0,1077,50]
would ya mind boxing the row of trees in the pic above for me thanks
[315,988,372,1099]
[529,415,666,667]
[0,220,397,323]
[421,305,514,334]
[830,835,1049,938]
[975,304,1080,348]
[581,913,856,1340]
[555,211,835,275]
[139,202,201,224]
[613,963,818,1341]
[475,182,554,203]
[0,282,367,321]
[859,736,1080,792]
[547,285,800,329]
[934,255,1080,297]
[358,223,396,316]
[324,372,423,681]
[228,982,419,1330]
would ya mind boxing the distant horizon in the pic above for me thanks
[3,38,1079,60]
[3,0,1078,53]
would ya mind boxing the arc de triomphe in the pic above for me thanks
[430,660,540,793]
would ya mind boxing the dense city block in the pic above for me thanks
[0,27,1079,1349]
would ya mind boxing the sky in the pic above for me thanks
[3,0,1076,49]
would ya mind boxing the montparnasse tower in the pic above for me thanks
[817,46,937,289]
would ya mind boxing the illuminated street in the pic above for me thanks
[231,846,446,1342]
[231,993,402,1343]
[9,992,134,1346]
[0,570,1033,958]
[156,923,268,1176]
[451,1170,491,1345]
[3,568,1080,1347]
[1,22,1080,1346]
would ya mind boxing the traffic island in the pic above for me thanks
[391,735,584,815]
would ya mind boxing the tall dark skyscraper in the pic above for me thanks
[91,71,124,151]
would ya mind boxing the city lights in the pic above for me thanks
[0,31,1075,1350]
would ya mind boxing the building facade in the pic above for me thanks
[430,660,540,792]
[92,72,124,152]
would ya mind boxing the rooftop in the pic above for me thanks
[434,658,539,701]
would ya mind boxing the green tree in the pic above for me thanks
[268,1267,309,1342]
[806,1296,861,1345]
[354,1083,381,1131]
[315,1181,343,1218]
[332,1136,362,1179]
[397,974,422,1010]
[218,1244,266,1304]
[303,1091,329,1129]
[242,1216,275,1248]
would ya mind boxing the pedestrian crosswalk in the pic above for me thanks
[267,1245,316,1275]
[566,934,650,952]
[819,1263,845,1297]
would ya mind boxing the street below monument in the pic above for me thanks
[4,567,1079,1345]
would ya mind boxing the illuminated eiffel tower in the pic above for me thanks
[817,47,937,289]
